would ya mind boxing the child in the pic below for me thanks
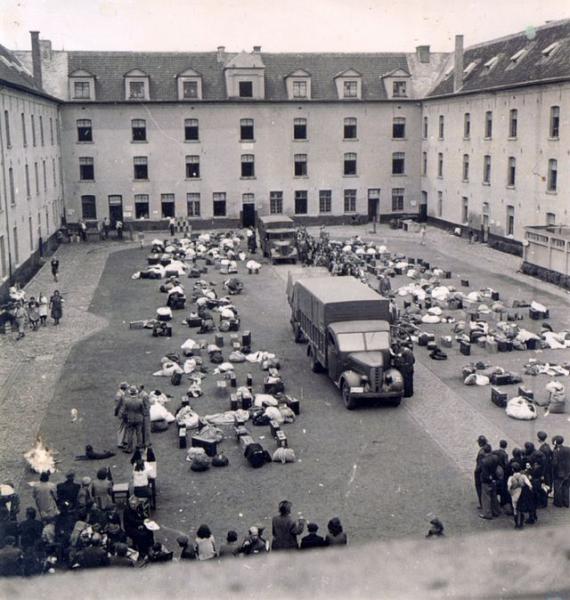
[38,293,48,326]
[137,230,145,249]
[27,298,40,331]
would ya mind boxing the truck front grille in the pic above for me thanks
[372,367,382,392]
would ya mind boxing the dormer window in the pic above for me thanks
[334,70,362,100]
[124,69,150,101]
[224,51,265,99]
[69,69,96,101]
[285,69,311,100]
[344,81,358,98]
[510,48,527,64]
[463,61,479,79]
[381,68,411,99]
[177,69,203,100]
[239,81,253,98]
[183,81,198,98]
[483,56,499,72]
[542,42,560,59]
[74,82,91,99]
[293,81,307,98]
[393,81,407,97]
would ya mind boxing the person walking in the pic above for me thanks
[27,297,40,331]
[552,435,570,508]
[50,256,60,282]
[474,435,488,508]
[38,293,48,326]
[271,500,304,551]
[168,216,176,237]
[79,219,87,242]
[49,290,63,326]
[103,217,110,240]
[116,219,124,240]
[14,301,27,340]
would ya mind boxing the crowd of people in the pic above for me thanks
[474,431,570,527]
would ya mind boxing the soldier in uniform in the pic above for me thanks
[123,386,145,453]
[391,343,415,397]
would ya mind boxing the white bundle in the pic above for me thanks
[150,403,175,423]
[181,338,199,352]
[254,393,279,408]
[264,405,284,423]
[506,397,537,420]
[183,358,197,374]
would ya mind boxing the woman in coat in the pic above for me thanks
[49,290,63,325]
[507,462,534,529]
[271,500,304,550]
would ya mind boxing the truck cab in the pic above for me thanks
[257,216,298,265]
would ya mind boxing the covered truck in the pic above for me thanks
[257,215,298,265]
[288,276,404,409]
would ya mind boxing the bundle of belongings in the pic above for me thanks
[524,359,570,377]
[246,260,261,274]
[462,363,522,387]
[545,381,566,414]
[506,396,537,420]
[250,394,296,426]
[224,278,244,295]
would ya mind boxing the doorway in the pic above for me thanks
[367,189,380,223]
[242,203,256,228]
[419,191,428,222]
[108,195,123,227]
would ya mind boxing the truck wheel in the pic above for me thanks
[390,396,402,407]
[342,383,357,410]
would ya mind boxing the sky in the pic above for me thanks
[2,0,570,53]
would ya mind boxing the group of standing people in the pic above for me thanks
[114,382,152,454]
[474,431,570,528]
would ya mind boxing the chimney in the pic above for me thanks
[217,46,226,63]
[253,45,262,53]
[453,34,464,93]
[416,45,430,63]
[30,31,42,88]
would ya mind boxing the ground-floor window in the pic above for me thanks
[213,192,227,217]
[319,190,331,213]
[295,190,307,215]
[187,193,201,217]
[134,194,149,219]
[344,189,356,213]
[161,193,175,218]
[391,188,404,212]
[81,195,97,219]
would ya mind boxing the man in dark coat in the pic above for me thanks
[391,343,415,397]
[479,444,501,519]
[300,523,327,550]
[537,431,554,488]
[474,435,487,508]
[0,536,22,576]
[552,435,570,508]
[56,471,80,509]
[123,387,145,453]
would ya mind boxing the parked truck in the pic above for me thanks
[287,276,404,409]
[257,215,298,265]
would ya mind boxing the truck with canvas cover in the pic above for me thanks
[288,276,404,409]
[257,215,298,265]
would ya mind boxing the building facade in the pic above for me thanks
[0,37,63,295]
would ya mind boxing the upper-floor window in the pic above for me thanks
[423,116,428,139]
[484,111,493,138]
[506,205,515,236]
[39,116,44,146]
[49,117,54,145]
[131,119,147,142]
[240,118,254,141]
[8,168,15,204]
[463,113,470,138]
[437,191,443,217]
[437,152,443,177]
[293,81,307,98]
[186,155,200,178]
[79,157,94,181]
[509,109,518,138]
[293,118,307,140]
[344,117,357,139]
[77,119,92,142]
[550,106,560,138]
[239,81,253,98]
[343,81,358,98]
[422,152,427,176]
[546,212,556,226]
[128,81,146,99]
[507,156,516,187]
[547,159,557,192]
[344,153,357,176]
[30,115,36,146]
[392,117,406,139]
[483,155,491,184]
[21,113,27,147]
[4,111,11,148]
[438,115,444,139]
[294,154,307,177]
[241,154,255,178]
[73,81,91,99]
[183,81,198,99]
[392,152,405,175]
[392,81,407,98]
[24,164,30,197]
[133,156,148,180]
[462,154,469,181]
[135,194,150,219]
[184,118,199,141]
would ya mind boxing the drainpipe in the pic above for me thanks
[0,87,14,285]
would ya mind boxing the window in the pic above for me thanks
[34,162,39,195]
[437,191,443,217]
[0,236,6,279]
[161,194,175,218]
[132,119,146,141]
[393,81,407,98]
[295,190,308,214]
[542,42,560,59]
[73,81,91,99]
[4,111,11,147]
[392,117,406,139]
[241,154,255,178]
[21,113,27,146]
[546,212,556,226]
[462,154,469,181]
[25,164,30,197]
[294,154,307,177]
[77,119,92,142]
[184,118,199,141]
[464,113,470,138]
[81,195,97,219]
[31,114,36,146]
[343,81,358,98]
[239,81,253,98]
[8,168,15,204]
[52,159,57,187]
[128,81,145,99]
[213,192,227,217]
[483,155,491,184]
[437,153,443,178]
[547,159,557,192]
[186,155,200,178]
[270,191,283,214]
[183,80,198,99]
[28,216,33,251]
[344,189,356,213]
[509,109,518,138]
[344,153,357,176]
[39,116,44,146]
[462,197,469,223]
[319,190,331,213]
[293,81,307,98]
[423,116,428,139]
[49,117,54,145]
[187,193,200,217]
[242,193,255,205]
[392,152,405,175]
[42,160,47,191]
[391,188,404,211]
[133,156,148,180]
[482,202,490,227]
[13,226,19,264]
[344,117,357,139]
[240,118,254,141]
[134,194,149,219]
[79,157,94,181]
[484,111,493,138]
[550,106,560,138]
[293,118,307,140]
[422,152,427,176]
[438,115,444,139]
[507,157,516,187]
[506,205,515,236]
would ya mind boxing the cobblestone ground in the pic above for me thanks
[0,241,128,487]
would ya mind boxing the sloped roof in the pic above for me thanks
[428,19,570,97]
[225,51,265,69]
[0,43,45,96]
[67,51,410,101]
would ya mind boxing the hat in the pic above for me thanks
[537,431,548,441]
[144,519,160,531]
[66,470,75,479]
[81,476,91,485]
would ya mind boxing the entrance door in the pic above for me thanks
[367,189,380,222]
[419,191,428,222]
[242,203,256,227]
[108,195,123,227]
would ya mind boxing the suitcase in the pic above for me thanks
[491,291,500,301]
[129,320,147,330]
[490,372,513,386]
[486,339,498,353]
[276,430,288,448]
[459,340,471,356]
[423,262,430,270]
[215,333,224,347]
[526,338,539,350]
[444,271,452,279]
[171,372,182,386]
[497,339,513,352]
[234,425,249,440]
[491,387,508,408]
[147,255,160,265]
[461,279,469,287]
[178,427,187,449]
[242,331,252,348]
[427,341,437,351]
[241,393,253,410]
[269,420,281,438]
[518,386,534,400]
[191,435,218,457]
[440,336,453,348]
[186,316,202,328]
[285,397,300,415]
[230,394,239,411]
